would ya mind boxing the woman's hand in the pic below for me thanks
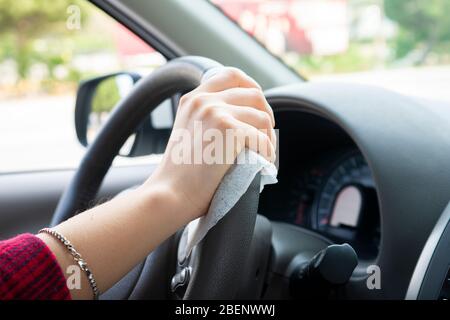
[143,67,276,221]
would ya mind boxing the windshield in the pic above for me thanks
[211,0,450,103]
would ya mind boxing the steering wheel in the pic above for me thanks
[50,56,261,299]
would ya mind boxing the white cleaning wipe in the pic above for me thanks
[178,149,278,261]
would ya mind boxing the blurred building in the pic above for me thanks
[213,0,349,56]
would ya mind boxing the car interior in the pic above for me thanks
[0,0,449,301]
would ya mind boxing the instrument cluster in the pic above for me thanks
[260,148,380,260]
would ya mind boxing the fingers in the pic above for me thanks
[225,105,276,146]
[214,87,275,126]
[197,67,261,93]
[178,67,277,163]
[195,103,277,163]
[183,85,275,127]
[201,68,274,126]
[228,118,276,163]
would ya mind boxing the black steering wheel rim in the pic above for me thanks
[51,56,261,299]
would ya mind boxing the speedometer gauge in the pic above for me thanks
[312,152,376,232]
[285,149,380,259]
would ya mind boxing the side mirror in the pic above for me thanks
[74,72,176,156]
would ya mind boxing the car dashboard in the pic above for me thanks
[257,82,450,299]
[259,111,380,262]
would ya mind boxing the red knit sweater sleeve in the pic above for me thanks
[0,233,71,300]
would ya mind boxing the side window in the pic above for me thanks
[0,0,166,173]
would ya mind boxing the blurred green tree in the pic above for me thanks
[0,0,87,79]
[385,0,450,64]
[91,77,120,115]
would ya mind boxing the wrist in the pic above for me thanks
[137,176,196,226]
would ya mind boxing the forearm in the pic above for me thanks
[38,182,188,300]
